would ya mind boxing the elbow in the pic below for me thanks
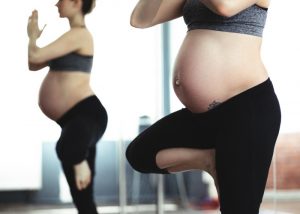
[28,65,38,71]
[28,68,37,71]
[130,16,152,29]
[28,62,38,71]
[130,19,142,28]
[130,20,146,29]
[28,61,47,71]
[213,2,238,18]
[28,46,45,64]
[28,53,43,65]
[130,21,149,29]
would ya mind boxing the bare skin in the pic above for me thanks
[74,160,92,191]
[156,148,219,193]
[27,0,96,190]
[38,72,93,121]
[131,0,270,195]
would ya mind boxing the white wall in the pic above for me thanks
[262,0,300,133]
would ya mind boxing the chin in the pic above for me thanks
[57,11,64,18]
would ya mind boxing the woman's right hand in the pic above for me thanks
[27,10,46,39]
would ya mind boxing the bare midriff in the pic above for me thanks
[39,71,94,121]
[173,29,269,113]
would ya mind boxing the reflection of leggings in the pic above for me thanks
[56,95,107,214]
[126,79,281,214]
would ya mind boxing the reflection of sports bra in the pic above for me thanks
[49,52,93,73]
[183,0,268,37]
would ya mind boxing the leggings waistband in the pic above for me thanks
[57,95,106,127]
[189,78,275,117]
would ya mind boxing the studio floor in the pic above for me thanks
[0,201,299,214]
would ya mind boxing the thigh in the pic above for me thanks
[56,117,101,165]
[59,117,99,148]
[126,108,214,173]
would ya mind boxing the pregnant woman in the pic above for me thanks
[27,0,107,213]
[126,0,281,213]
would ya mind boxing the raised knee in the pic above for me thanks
[125,144,145,173]
[55,143,85,165]
[55,142,64,161]
[55,143,71,163]
[126,144,167,174]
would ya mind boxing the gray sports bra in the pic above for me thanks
[49,52,93,73]
[183,0,268,37]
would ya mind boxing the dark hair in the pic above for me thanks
[82,0,95,15]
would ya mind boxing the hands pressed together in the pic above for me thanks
[27,10,46,40]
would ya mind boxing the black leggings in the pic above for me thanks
[126,79,281,214]
[56,95,108,214]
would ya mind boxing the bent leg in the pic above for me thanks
[55,96,107,214]
[156,147,219,194]
[74,160,92,191]
[57,120,100,214]
[126,108,215,174]
[156,148,216,175]
[61,147,98,214]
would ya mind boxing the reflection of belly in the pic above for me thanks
[39,82,67,120]
[172,30,268,113]
[38,73,93,120]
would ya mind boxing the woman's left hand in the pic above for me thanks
[27,10,46,39]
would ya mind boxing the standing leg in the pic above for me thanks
[56,119,100,214]
[215,88,280,214]
[56,96,107,214]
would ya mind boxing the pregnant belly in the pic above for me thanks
[38,74,93,121]
[38,85,68,120]
[172,30,268,113]
[173,66,231,113]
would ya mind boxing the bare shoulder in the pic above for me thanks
[67,27,92,41]
[68,28,93,55]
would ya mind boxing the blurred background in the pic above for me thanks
[0,0,299,213]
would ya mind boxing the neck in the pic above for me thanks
[68,14,85,28]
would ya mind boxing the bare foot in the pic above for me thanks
[74,160,91,191]
[156,148,220,195]
[205,150,219,195]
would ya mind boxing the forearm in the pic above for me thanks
[28,62,47,71]
[28,37,41,63]
[130,0,162,27]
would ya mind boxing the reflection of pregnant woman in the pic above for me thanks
[126,0,281,213]
[27,0,107,213]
